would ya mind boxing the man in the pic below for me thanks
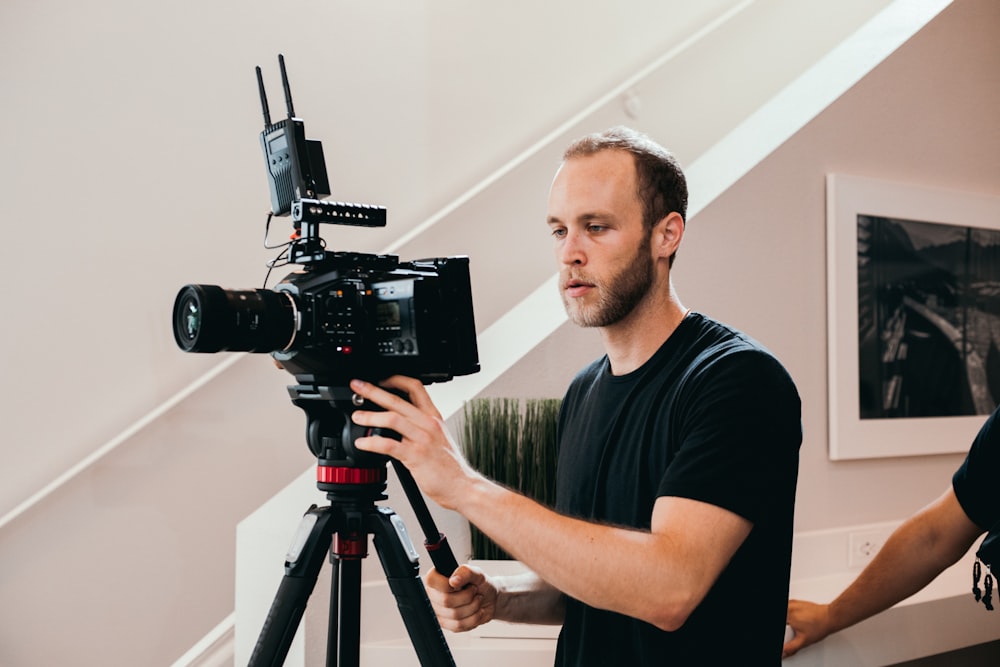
[350,126,802,665]
[782,404,1000,659]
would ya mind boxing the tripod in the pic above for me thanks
[248,383,459,667]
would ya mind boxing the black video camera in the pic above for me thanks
[172,55,479,388]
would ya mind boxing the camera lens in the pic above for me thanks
[172,284,297,353]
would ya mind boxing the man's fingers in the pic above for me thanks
[427,565,477,592]
[781,636,804,658]
[378,375,441,416]
[353,375,442,420]
[350,378,409,412]
[436,596,493,631]
[424,566,494,633]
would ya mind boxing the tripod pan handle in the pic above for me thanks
[424,533,460,577]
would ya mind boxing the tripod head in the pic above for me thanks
[285,381,460,571]
[287,382,393,495]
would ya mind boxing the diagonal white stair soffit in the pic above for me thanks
[427,0,954,421]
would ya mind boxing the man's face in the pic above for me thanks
[546,150,656,328]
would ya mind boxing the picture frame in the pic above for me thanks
[826,174,1000,460]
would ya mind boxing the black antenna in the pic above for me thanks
[278,53,295,118]
[256,66,272,127]
[256,54,332,216]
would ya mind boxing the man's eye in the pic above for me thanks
[551,228,566,238]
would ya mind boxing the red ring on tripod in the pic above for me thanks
[317,466,386,485]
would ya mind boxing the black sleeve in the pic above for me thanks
[657,347,802,523]
[952,406,1000,531]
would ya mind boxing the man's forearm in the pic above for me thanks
[457,477,749,631]
[826,525,949,631]
[826,490,982,633]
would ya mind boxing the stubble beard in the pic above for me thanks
[562,234,654,328]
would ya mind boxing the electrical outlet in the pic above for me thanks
[848,528,894,568]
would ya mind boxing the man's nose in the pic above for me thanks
[557,231,585,266]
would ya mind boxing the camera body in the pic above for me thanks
[172,250,478,386]
[171,56,479,387]
[275,252,478,385]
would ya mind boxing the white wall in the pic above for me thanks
[0,0,740,523]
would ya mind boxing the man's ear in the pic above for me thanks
[654,211,685,260]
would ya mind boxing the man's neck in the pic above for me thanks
[600,282,688,376]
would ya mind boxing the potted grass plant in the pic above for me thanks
[459,396,563,640]
[460,397,561,560]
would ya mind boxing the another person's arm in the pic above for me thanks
[783,487,983,658]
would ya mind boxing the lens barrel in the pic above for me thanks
[172,284,296,353]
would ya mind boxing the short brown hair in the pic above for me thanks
[563,126,688,230]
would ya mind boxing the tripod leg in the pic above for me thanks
[328,557,340,665]
[249,505,336,667]
[369,506,457,667]
[332,558,363,667]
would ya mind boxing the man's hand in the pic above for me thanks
[348,375,481,510]
[782,600,832,658]
[425,564,498,632]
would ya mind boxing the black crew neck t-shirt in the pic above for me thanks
[553,312,802,666]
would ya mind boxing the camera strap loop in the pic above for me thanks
[984,569,994,611]
[973,559,982,602]
[972,554,995,610]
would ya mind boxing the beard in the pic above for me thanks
[562,233,654,328]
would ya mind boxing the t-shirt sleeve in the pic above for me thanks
[952,406,1000,531]
[656,347,802,523]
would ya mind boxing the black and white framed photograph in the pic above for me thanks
[826,174,1000,460]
